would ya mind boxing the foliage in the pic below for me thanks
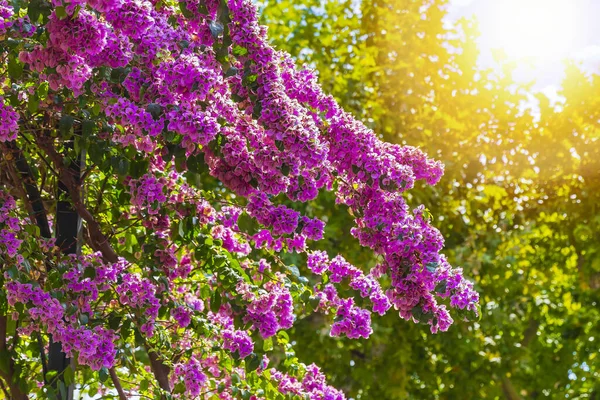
[0,0,479,399]
[260,0,600,398]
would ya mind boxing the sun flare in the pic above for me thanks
[486,0,578,61]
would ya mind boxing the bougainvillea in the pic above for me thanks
[0,0,479,398]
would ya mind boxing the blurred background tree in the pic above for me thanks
[260,0,600,398]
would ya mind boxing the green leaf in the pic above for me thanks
[27,0,41,21]
[82,119,95,139]
[179,1,193,18]
[37,82,49,100]
[87,141,104,165]
[8,56,23,80]
[174,152,186,172]
[59,115,74,136]
[277,330,289,344]
[83,267,96,279]
[45,370,58,383]
[92,103,101,116]
[71,4,81,19]
[55,5,67,19]
[6,265,19,279]
[213,254,228,267]
[63,366,75,387]
[217,0,231,24]
[231,93,244,103]
[173,382,186,394]
[209,20,224,38]
[58,380,67,400]
[79,313,89,325]
[233,45,248,56]
[88,384,98,397]
[243,73,258,86]
[111,156,129,176]
[146,103,162,121]
[139,379,149,392]
[110,67,130,83]
[121,319,132,339]
[308,295,321,312]
[252,101,262,119]
[200,284,211,300]
[108,314,122,330]
[237,213,258,234]
[225,67,239,77]
[98,367,109,383]
[434,281,447,294]
[263,337,273,352]
[210,292,221,313]
[129,159,148,178]
[187,152,207,174]
[28,96,39,113]
[425,262,438,273]
[286,265,300,277]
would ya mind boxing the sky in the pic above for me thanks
[446,0,600,96]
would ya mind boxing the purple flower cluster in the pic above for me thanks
[171,306,192,328]
[127,173,168,214]
[306,251,390,336]
[222,328,254,358]
[46,10,108,56]
[245,193,324,253]
[271,364,346,400]
[105,97,164,139]
[172,357,207,397]
[0,191,22,258]
[247,193,299,236]
[243,280,294,338]
[116,273,161,336]
[223,0,478,332]
[211,225,251,255]
[0,0,35,37]
[6,281,116,370]
[0,0,14,33]
[0,98,19,143]
[312,284,373,340]
[19,9,114,94]
[330,298,372,339]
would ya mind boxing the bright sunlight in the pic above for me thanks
[485,0,579,60]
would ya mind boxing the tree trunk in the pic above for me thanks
[48,130,82,400]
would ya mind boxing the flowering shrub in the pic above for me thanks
[0,0,479,398]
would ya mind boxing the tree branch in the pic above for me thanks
[501,376,523,400]
[2,150,35,218]
[148,349,171,394]
[109,367,127,400]
[0,315,28,400]
[1,141,52,239]
[34,134,119,263]
[0,375,10,399]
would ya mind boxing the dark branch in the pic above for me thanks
[1,141,52,239]
[109,367,128,400]
[35,134,119,263]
